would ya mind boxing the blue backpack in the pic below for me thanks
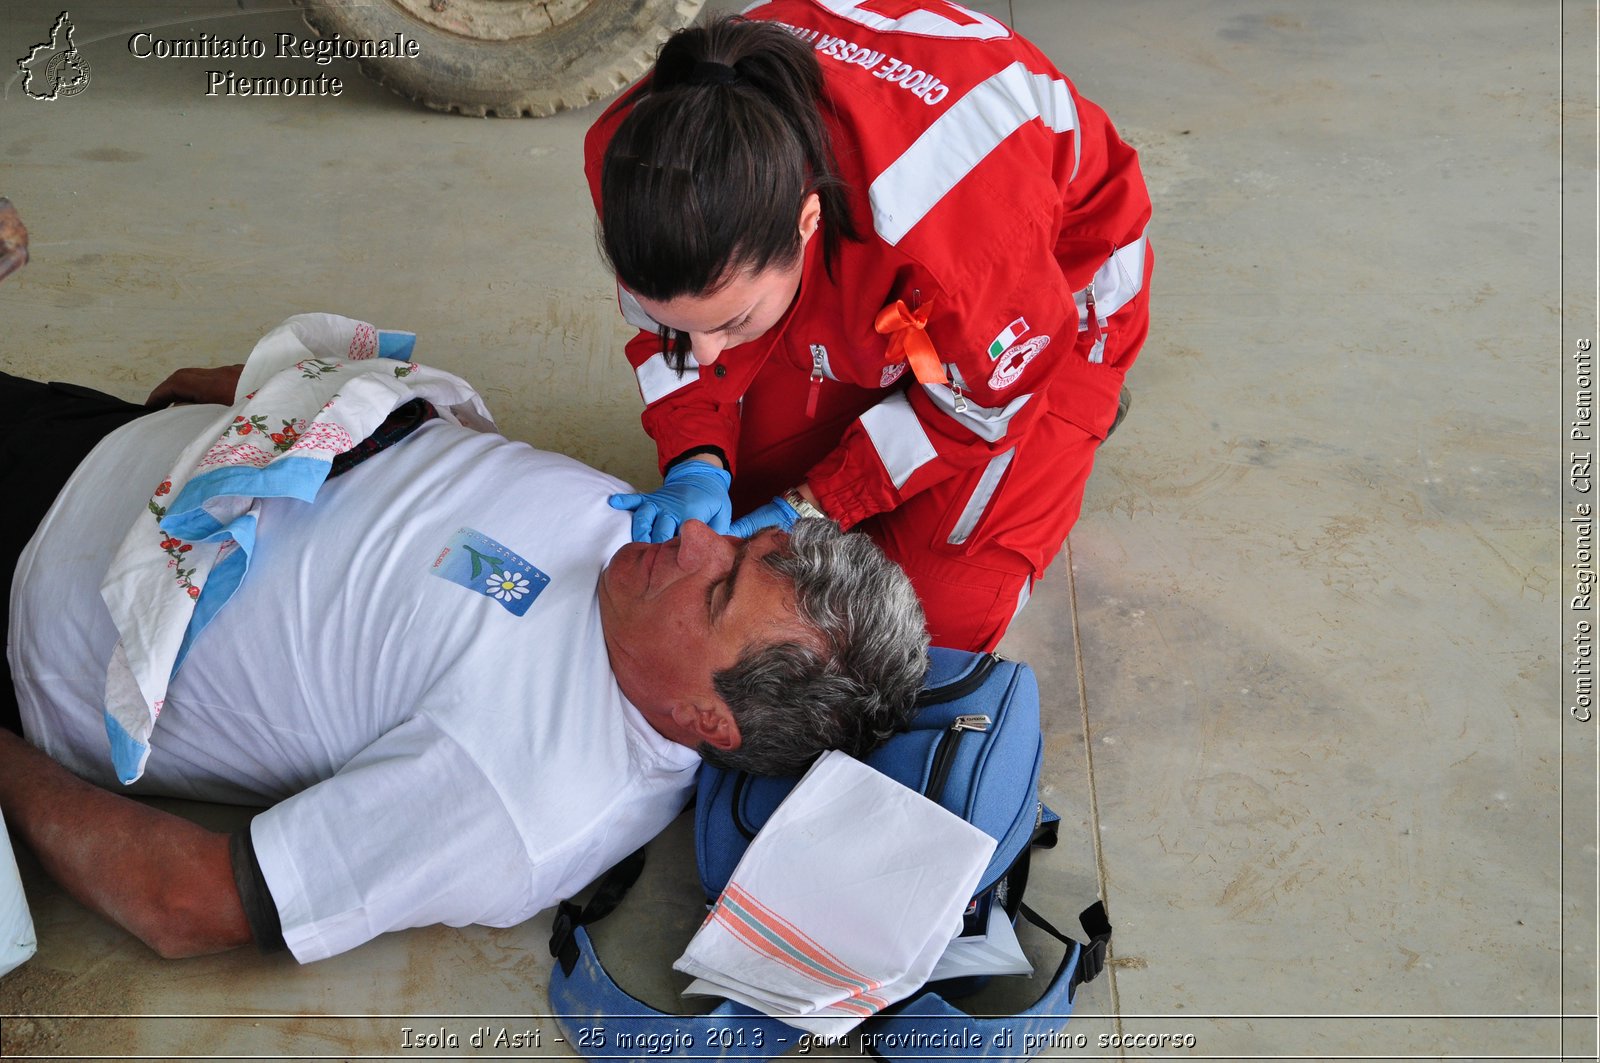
[548,649,1111,1061]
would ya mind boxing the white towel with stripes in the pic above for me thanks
[674,750,995,1036]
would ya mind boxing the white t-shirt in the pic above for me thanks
[9,407,701,962]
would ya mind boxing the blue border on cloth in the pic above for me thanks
[164,455,334,527]
[104,712,150,785]
[171,513,257,675]
[378,331,416,360]
[159,456,332,678]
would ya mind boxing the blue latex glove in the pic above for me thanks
[609,460,733,543]
[729,495,800,539]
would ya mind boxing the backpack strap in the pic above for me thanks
[546,848,1109,1063]
[549,846,647,977]
[547,848,794,1062]
[549,924,795,1062]
[547,845,796,1063]
[858,902,1113,1063]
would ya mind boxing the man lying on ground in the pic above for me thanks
[0,347,928,964]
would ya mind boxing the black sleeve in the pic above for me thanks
[229,824,287,954]
[664,445,730,472]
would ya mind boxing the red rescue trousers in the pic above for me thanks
[729,361,1104,653]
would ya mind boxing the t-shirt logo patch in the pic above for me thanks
[430,528,549,616]
[987,317,1030,359]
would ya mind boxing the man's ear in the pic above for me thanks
[671,700,742,752]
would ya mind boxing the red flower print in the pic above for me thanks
[237,423,253,435]
[187,586,200,599]
[155,481,171,496]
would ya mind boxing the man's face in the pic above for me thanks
[598,522,817,750]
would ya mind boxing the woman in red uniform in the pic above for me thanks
[588,0,1151,652]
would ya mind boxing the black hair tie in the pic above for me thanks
[687,59,741,87]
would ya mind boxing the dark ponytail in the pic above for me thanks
[599,16,861,317]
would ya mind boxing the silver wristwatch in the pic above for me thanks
[783,487,827,521]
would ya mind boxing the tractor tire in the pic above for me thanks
[298,0,705,117]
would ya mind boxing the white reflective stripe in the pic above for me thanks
[947,448,1015,545]
[635,352,701,405]
[617,285,663,332]
[870,61,1079,246]
[921,382,1032,443]
[1074,233,1149,327]
[1010,576,1032,623]
[860,390,939,489]
[810,0,1011,40]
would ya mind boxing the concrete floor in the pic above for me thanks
[1,0,1595,1059]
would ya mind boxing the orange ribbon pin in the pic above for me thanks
[874,298,947,386]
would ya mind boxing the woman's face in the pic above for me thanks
[633,260,803,365]
[630,193,821,366]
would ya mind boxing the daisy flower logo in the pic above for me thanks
[486,570,530,602]
[430,529,550,617]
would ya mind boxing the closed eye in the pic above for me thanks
[713,313,754,336]
[707,539,750,622]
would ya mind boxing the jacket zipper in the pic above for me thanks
[949,365,968,413]
[1084,281,1105,363]
[806,344,826,418]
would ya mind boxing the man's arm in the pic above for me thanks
[0,730,250,959]
[0,196,28,282]
[144,363,244,408]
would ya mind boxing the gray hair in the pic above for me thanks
[704,518,930,776]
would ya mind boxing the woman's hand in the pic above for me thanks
[730,485,825,538]
[608,458,734,542]
[145,364,245,408]
[729,496,799,538]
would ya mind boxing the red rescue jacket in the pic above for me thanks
[584,0,1152,530]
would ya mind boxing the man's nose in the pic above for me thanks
[688,332,725,365]
[675,520,734,572]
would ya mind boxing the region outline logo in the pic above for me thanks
[18,12,91,101]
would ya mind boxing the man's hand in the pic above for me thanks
[145,364,245,408]
[0,197,28,283]
[0,730,251,959]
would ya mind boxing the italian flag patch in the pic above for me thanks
[987,317,1030,359]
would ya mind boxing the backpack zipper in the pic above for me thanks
[926,713,991,805]
[915,652,1000,707]
[731,773,760,841]
[732,710,994,835]
[733,653,1002,836]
